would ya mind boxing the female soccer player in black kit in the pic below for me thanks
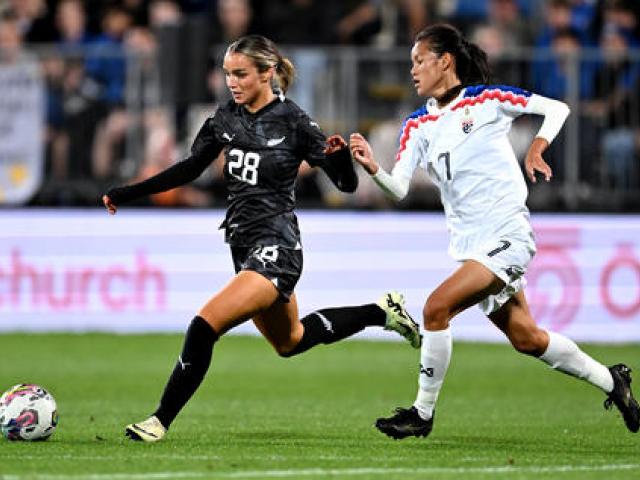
[102,35,421,442]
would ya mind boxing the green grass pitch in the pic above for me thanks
[0,333,638,480]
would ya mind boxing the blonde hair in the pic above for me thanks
[226,35,296,93]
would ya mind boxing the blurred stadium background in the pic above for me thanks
[1,0,639,210]
[0,0,639,340]
[1,1,640,478]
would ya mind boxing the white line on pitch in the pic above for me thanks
[2,463,640,479]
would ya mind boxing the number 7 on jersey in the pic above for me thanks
[437,151,451,181]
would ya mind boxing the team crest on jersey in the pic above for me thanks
[461,107,474,134]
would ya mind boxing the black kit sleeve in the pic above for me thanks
[297,113,358,193]
[321,148,358,193]
[106,117,224,205]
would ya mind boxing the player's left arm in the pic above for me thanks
[321,134,358,193]
[298,115,358,193]
[502,92,571,183]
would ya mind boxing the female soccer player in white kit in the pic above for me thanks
[350,23,639,439]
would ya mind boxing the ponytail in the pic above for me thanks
[415,24,491,85]
[460,40,491,85]
[275,57,296,93]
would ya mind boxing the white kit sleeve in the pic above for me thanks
[371,165,412,201]
[370,112,427,201]
[526,94,571,144]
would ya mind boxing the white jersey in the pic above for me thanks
[388,85,568,260]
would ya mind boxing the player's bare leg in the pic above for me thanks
[126,271,279,442]
[253,293,303,356]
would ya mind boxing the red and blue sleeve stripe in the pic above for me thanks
[451,84,531,111]
[395,106,440,162]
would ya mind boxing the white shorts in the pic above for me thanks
[464,229,536,315]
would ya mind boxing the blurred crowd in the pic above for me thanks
[0,0,639,210]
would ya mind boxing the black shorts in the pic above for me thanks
[230,245,303,302]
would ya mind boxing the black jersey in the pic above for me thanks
[106,96,357,248]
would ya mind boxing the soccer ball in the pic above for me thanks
[0,384,58,441]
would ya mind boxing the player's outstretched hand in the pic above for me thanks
[324,134,347,155]
[525,138,552,183]
[102,194,117,215]
[349,133,378,175]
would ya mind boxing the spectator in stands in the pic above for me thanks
[56,0,90,47]
[488,0,533,48]
[584,22,640,190]
[88,5,135,180]
[371,0,430,47]
[531,26,601,182]
[147,0,188,107]
[605,0,640,39]
[471,24,507,60]
[92,24,167,182]
[434,0,489,33]
[472,23,526,87]
[570,0,598,40]
[41,0,104,185]
[42,58,103,186]
[261,0,382,45]
[210,0,255,45]
[42,57,67,180]
[86,5,132,108]
[149,0,181,27]
[331,0,382,45]
[536,0,598,46]
[6,0,57,43]
[0,11,25,64]
[532,27,596,100]
[396,0,431,45]
[122,0,150,28]
[536,0,580,47]
[528,0,599,180]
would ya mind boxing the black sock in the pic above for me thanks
[153,316,218,429]
[283,304,385,357]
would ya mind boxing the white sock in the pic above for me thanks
[539,330,614,393]
[414,328,452,420]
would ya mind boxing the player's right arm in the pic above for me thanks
[349,129,418,202]
[497,88,570,183]
[521,94,570,183]
[103,116,223,214]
